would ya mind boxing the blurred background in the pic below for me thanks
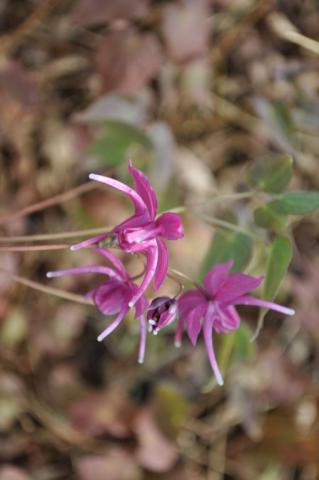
[0,0,319,479]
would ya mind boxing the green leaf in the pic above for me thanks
[252,235,292,340]
[200,230,252,279]
[268,191,319,215]
[153,383,189,437]
[254,97,296,151]
[253,205,287,232]
[232,324,256,362]
[263,235,292,301]
[249,154,293,193]
[218,323,255,375]
[90,120,153,167]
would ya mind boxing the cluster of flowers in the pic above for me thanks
[47,163,294,385]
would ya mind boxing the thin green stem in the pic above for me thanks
[0,227,111,243]
[0,243,70,252]
[196,213,263,241]
[168,267,202,291]
[0,181,98,225]
[0,268,93,305]
[186,191,254,207]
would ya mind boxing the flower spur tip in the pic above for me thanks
[46,272,55,278]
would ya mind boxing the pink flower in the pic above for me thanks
[46,248,148,363]
[71,162,184,308]
[147,296,178,335]
[177,260,295,385]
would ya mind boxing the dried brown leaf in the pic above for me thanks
[0,466,31,480]
[76,450,141,480]
[96,29,162,94]
[134,408,178,472]
[69,387,134,438]
[161,0,210,63]
[72,0,149,27]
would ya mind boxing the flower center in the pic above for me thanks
[118,223,162,251]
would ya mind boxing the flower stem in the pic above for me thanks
[0,227,111,243]
[0,268,93,305]
[0,181,98,225]
[196,213,262,241]
[0,243,70,252]
[186,191,254,207]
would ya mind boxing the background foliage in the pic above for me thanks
[1,1,319,479]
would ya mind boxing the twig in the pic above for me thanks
[0,268,92,305]
[0,181,97,225]
[0,227,110,243]
[0,244,70,252]
[269,12,319,56]
[195,212,260,240]
[0,0,59,55]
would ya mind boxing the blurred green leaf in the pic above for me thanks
[153,383,189,438]
[232,324,256,362]
[254,98,297,152]
[252,235,292,340]
[263,235,292,301]
[253,205,287,232]
[219,324,255,380]
[200,230,252,278]
[0,309,27,347]
[248,154,293,193]
[268,191,319,215]
[91,120,153,167]
[272,100,295,139]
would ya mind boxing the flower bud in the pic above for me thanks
[147,296,178,335]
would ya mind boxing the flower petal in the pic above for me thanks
[89,173,150,219]
[233,295,295,316]
[94,247,128,279]
[153,238,168,290]
[97,308,128,342]
[174,316,184,348]
[203,260,233,296]
[178,290,206,315]
[70,232,110,251]
[214,304,240,333]
[113,213,147,233]
[128,162,158,219]
[203,303,224,386]
[186,303,206,346]
[156,212,184,240]
[128,241,158,307]
[135,293,149,318]
[215,273,263,303]
[46,265,118,279]
[138,315,147,364]
[93,281,128,315]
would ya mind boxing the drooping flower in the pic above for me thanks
[177,260,295,385]
[70,162,184,308]
[147,296,178,335]
[46,248,148,363]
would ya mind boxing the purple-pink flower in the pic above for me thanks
[147,296,178,335]
[47,248,148,363]
[71,162,184,307]
[177,260,295,385]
